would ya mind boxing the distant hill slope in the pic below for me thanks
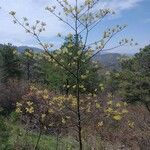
[17,46,42,52]
[0,44,128,70]
[0,44,42,52]
[94,53,123,70]
[16,46,127,70]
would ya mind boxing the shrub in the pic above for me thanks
[0,116,12,149]
[0,79,28,115]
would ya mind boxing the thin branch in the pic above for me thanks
[81,6,90,52]
[87,34,117,61]
[55,0,76,19]
[83,27,89,51]
[88,14,108,32]
[61,100,77,115]
[12,16,77,79]
[50,12,76,31]
[34,34,77,79]
[78,0,100,19]
[87,29,126,61]
[100,43,126,52]
[79,13,108,34]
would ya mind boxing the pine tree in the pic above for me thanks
[0,44,22,82]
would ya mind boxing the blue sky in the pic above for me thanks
[0,0,150,54]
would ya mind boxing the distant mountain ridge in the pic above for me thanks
[94,53,123,70]
[0,44,42,52]
[17,46,42,52]
[16,46,127,70]
[0,44,131,70]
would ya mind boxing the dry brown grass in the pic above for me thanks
[0,79,29,114]
[81,104,150,150]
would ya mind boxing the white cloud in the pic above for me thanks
[0,0,66,47]
[100,0,142,11]
[0,0,142,46]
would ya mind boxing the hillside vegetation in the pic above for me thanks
[0,43,149,150]
[0,0,149,149]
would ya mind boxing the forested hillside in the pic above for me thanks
[0,43,125,70]
[0,0,149,150]
[0,42,149,150]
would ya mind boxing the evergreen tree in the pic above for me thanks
[120,45,150,112]
[0,44,22,82]
[21,49,35,81]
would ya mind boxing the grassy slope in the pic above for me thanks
[5,120,79,150]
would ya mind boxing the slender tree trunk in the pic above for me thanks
[27,61,30,81]
[76,85,82,150]
[56,132,59,150]
[75,1,82,149]
[145,103,150,113]
[34,130,42,150]
[66,79,69,96]
[76,60,83,150]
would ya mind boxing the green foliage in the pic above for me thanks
[0,116,11,149]
[95,53,122,70]
[0,52,3,81]
[2,115,79,150]
[105,71,121,95]
[119,45,150,111]
[52,36,100,94]
[38,56,66,91]
[0,44,22,82]
[31,36,101,93]
[0,41,100,94]
[21,49,35,81]
[20,49,46,84]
